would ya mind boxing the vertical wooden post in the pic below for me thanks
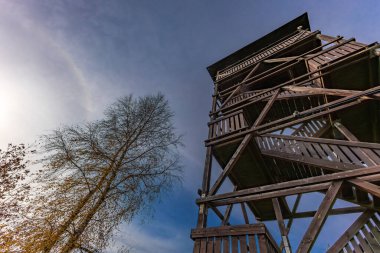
[197,83,219,228]
[273,198,292,253]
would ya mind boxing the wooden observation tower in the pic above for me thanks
[191,13,380,253]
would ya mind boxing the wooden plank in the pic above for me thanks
[232,236,238,253]
[327,210,374,253]
[320,144,339,162]
[340,146,363,166]
[210,183,331,206]
[356,233,374,253]
[350,238,364,253]
[198,166,380,205]
[361,227,380,252]
[349,179,380,199]
[248,235,258,253]
[272,198,291,253]
[230,116,235,131]
[253,89,280,127]
[343,245,353,253]
[292,207,365,218]
[352,147,376,166]
[214,237,222,253]
[234,115,240,129]
[261,149,360,171]
[330,144,351,163]
[239,113,246,128]
[208,132,253,195]
[261,134,380,150]
[362,221,380,252]
[206,239,214,253]
[191,224,266,238]
[297,181,342,253]
[239,236,248,253]
[200,238,207,253]
[193,239,201,253]
[223,237,229,253]
[258,235,267,253]
[240,203,250,224]
[257,100,362,135]
[367,221,380,241]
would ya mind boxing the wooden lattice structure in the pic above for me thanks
[191,13,380,253]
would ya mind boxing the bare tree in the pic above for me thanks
[2,94,182,252]
[0,143,31,220]
[0,143,33,251]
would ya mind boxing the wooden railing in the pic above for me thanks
[209,111,248,139]
[306,41,366,87]
[307,41,366,68]
[223,82,318,109]
[327,211,380,253]
[216,30,314,81]
[290,119,328,137]
[191,224,280,253]
[257,134,380,169]
[255,133,380,207]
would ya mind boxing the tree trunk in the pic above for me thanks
[42,168,112,253]
[60,170,118,253]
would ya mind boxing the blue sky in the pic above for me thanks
[1,1,380,252]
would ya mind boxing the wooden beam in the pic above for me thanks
[253,88,280,127]
[240,202,250,224]
[220,86,241,109]
[282,193,302,252]
[292,206,366,219]
[208,96,280,194]
[297,181,342,253]
[349,179,380,198]
[210,205,230,226]
[264,56,301,63]
[208,132,253,195]
[222,186,237,225]
[326,210,374,253]
[209,183,331,206]
[273,198,292,253]
[191,224,266,239]
[257,100,362,135]
[197,165,380,205]
[243,62,261,82]
[222,204,233,225]
[283,85,380,100]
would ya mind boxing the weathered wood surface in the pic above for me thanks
[191,224,280,253]
[216,29,315,81]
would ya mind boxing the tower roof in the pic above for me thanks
[207,12,311,80]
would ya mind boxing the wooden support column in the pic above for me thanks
[197,83,218,228]
[297,181,342,253]
[273,198,292,253]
